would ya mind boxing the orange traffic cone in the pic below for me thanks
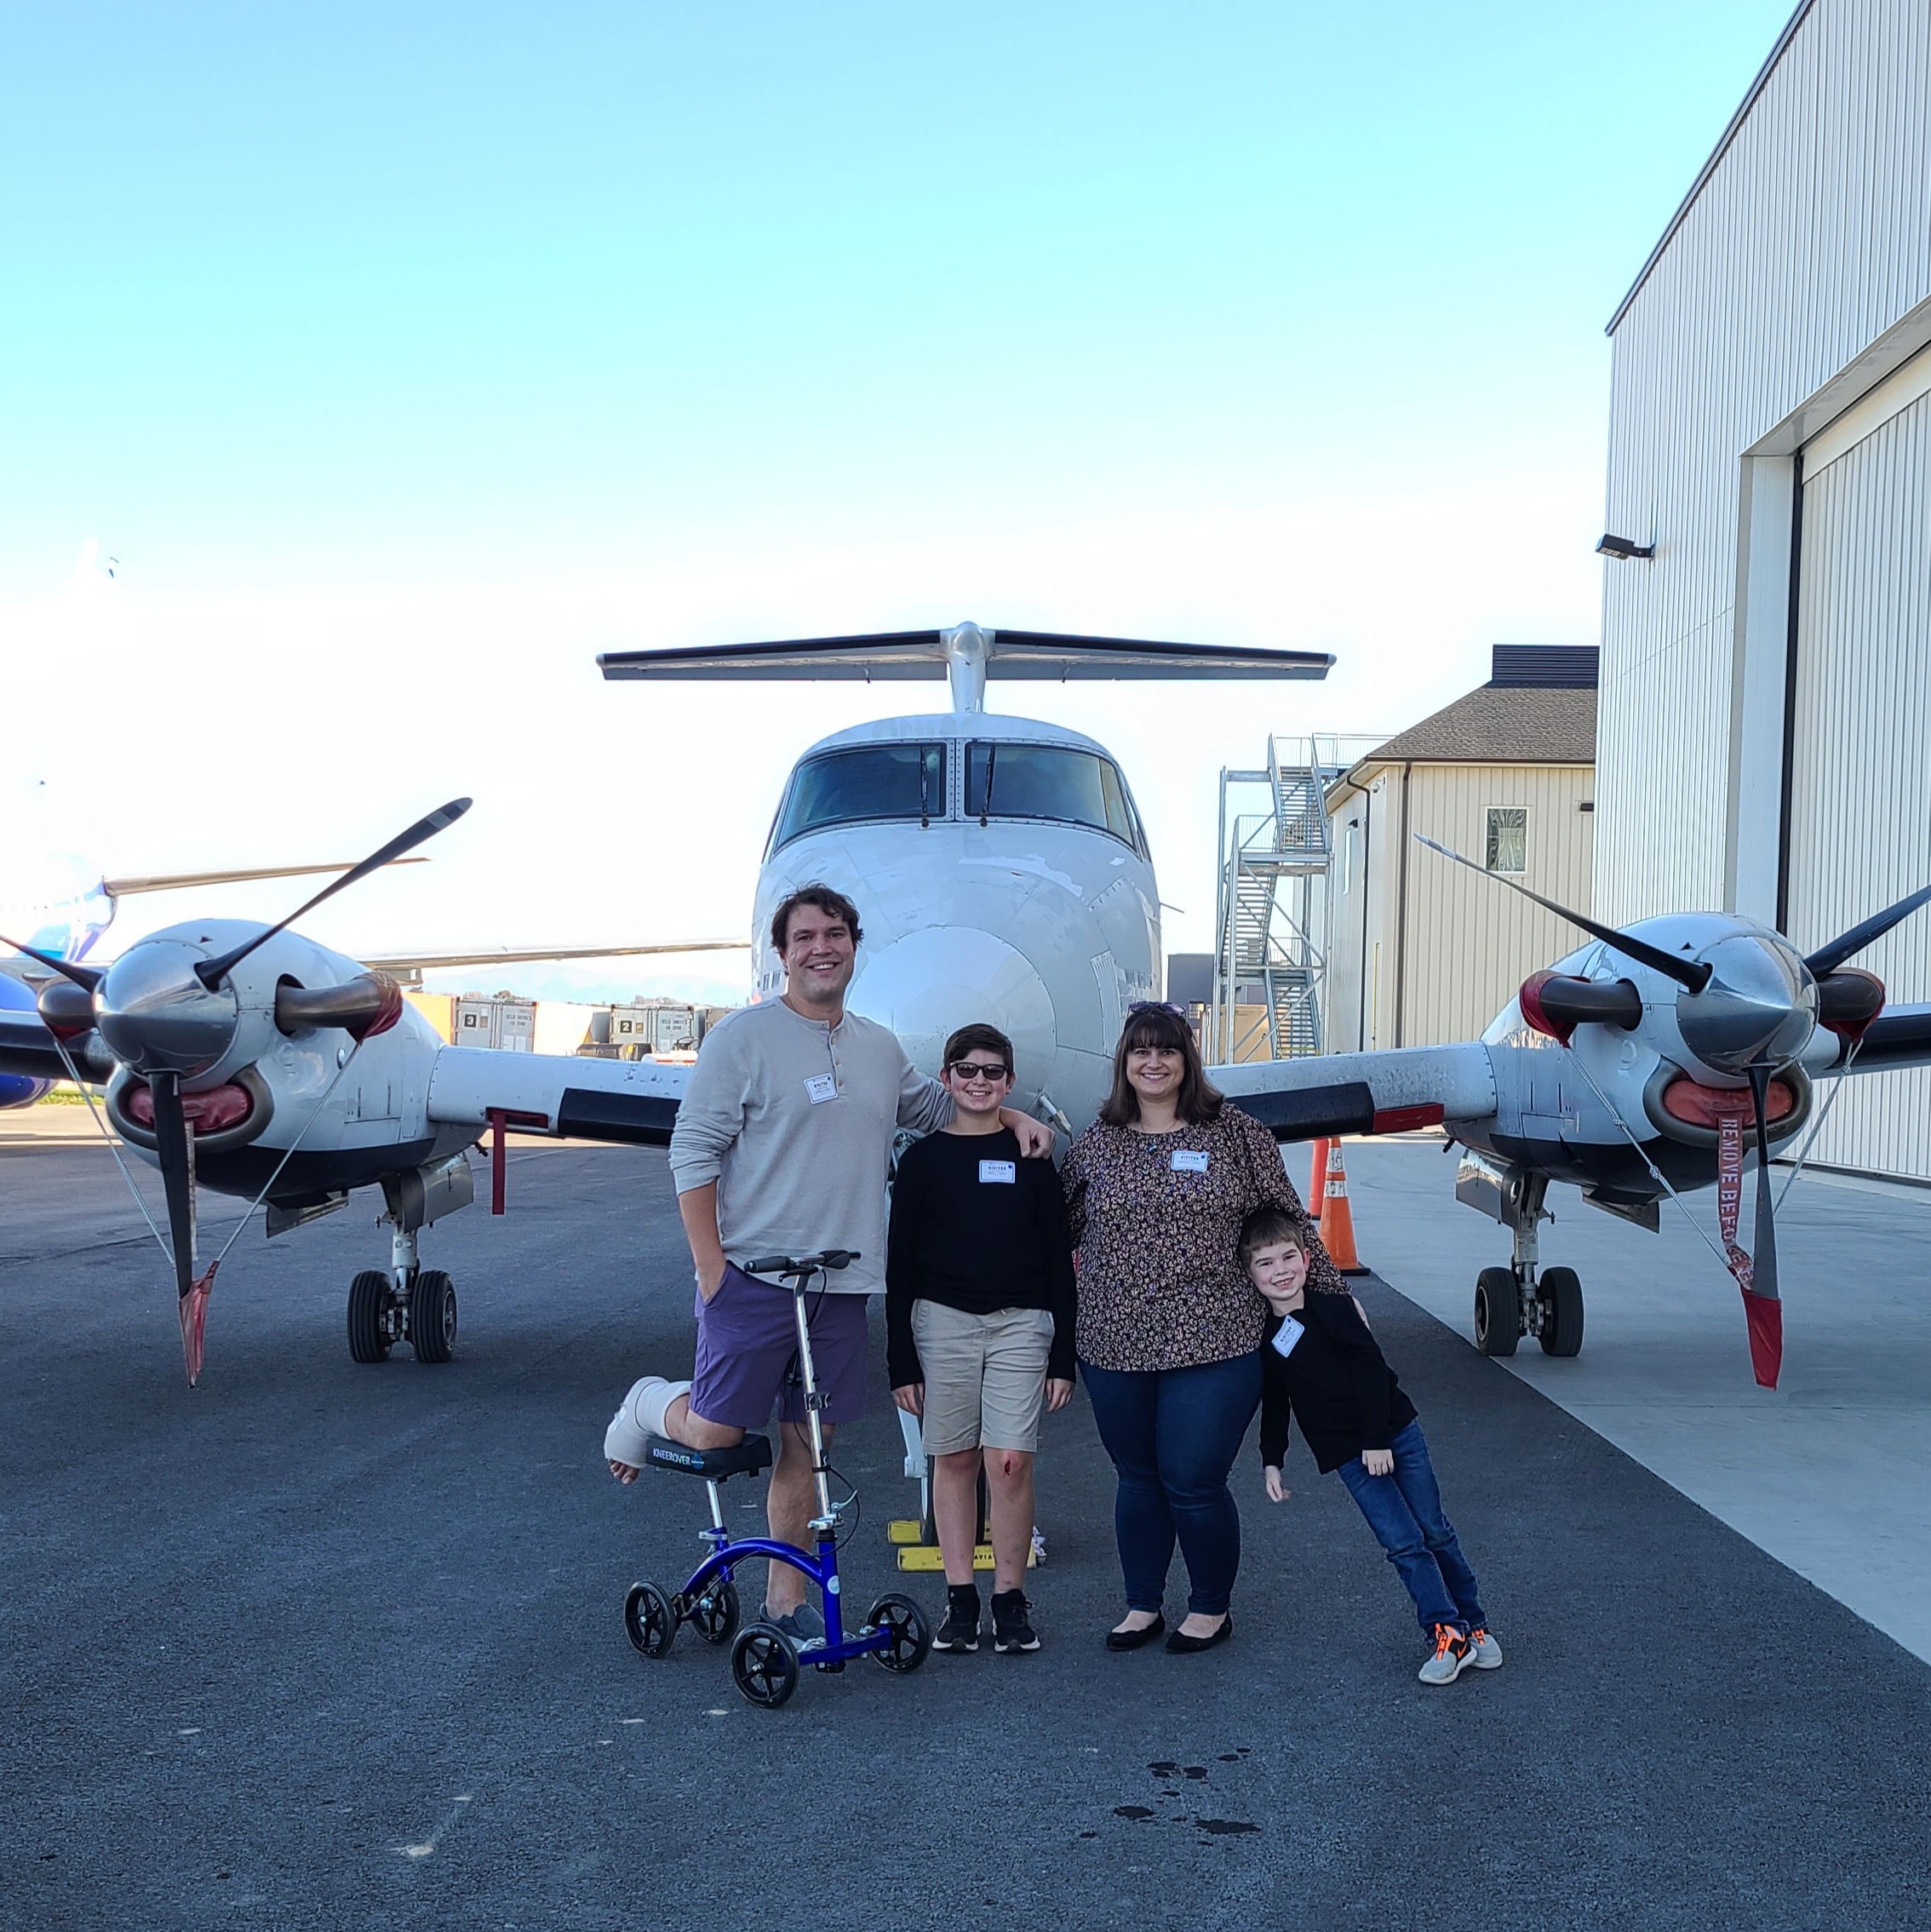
[1318,1139,1367,1276]
[1309,1137,1331,1212]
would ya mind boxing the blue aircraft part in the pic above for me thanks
[0,974,52,1109]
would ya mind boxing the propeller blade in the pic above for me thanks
[195,799,472,989]
[1803,883,1931,977]
[148,1070,198,1303]
[1414,837,1711,992]
[148,1069,217,1386]
[1742,1065,1784,1390]
[0,932,103,993]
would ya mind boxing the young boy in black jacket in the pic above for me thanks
[1242,1207,1502,1685]
[886,1023,1076,1656]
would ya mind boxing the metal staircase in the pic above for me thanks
[1209,737,1338,1063]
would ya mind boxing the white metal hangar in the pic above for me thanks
[1598,0,1931,1182]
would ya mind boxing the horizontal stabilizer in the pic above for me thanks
[599,622,1332,712]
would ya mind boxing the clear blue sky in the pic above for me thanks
[0,3,1798,984]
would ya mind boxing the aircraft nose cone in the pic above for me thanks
[849,927,1057,1093]
[1676,932,1816,1074]
[95,940,240,1076]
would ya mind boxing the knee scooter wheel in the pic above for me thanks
[624,1581,677,1659]
[688,1579,741,1645]
[730,1621,799,1708]
[865,1592,932,1672]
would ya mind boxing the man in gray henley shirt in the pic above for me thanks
[604,883,1053,1633]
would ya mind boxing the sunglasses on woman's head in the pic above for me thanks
[947,1059,1011,1081]
[1126,1000,1185,1016]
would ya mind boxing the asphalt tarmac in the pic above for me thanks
[6,1139,1930,1930]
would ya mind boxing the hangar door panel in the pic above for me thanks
[1786,388,1931,1181]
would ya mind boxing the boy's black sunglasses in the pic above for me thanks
[946,1059,1012,1081]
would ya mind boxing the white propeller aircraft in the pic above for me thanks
[0,625,1330,1384]
[5,620,1927,1393]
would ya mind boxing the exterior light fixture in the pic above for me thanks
[1596,533,1655,560]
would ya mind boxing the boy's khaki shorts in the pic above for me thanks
[910,1301,1056,1455]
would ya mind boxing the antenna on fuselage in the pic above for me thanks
[597,625,1333,715]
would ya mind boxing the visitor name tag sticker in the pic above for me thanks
[1171,1149,1210,1173]
[803,1073,839,1105]
[1270,1316,1305,1359]
[979,1159,1017,1184]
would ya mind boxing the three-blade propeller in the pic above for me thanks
[5,800,473,1386]
[1417,835,1931,1390]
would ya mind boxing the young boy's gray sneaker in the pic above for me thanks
[1418,1623,1472,1685]
[991,1589,1040,1654]
[934,1584,982,1654]
[1467,1627,1503,1670]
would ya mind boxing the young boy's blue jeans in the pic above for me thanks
[1336,1419,1487,1634]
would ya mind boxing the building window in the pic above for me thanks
[1485,807,1527,874]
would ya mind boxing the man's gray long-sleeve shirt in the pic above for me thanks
[666,997,952,1297]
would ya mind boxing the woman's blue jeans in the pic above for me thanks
[1335,1419,1487,1634]
[1080,1352,1263,1618]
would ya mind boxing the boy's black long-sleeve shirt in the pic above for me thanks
[1258,1293,1418,1474]
[885,1127,1078,1387]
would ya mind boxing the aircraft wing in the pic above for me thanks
[427,1044,693,1146]
[361,940,748,974]
[1209,1044,1498,1141]
[1818,1003,1931,1073]
[598,628,1333,683]
[0,1011,73,1086]
[100,857,427,897]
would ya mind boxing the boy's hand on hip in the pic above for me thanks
[892,1383,925,1418]
[1360,1448,1394,1477]
[1000,1109,1056,1158]
[1263,1465,1289,1503]
[1044,1377,1074,1413]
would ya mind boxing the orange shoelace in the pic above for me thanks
[1431,1624,1465,1657]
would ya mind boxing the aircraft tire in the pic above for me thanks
[1475,1267,1520,1357]
[408,1270,458,1364]
[347,1270,393,1364]
[1539,1267,1584,1358]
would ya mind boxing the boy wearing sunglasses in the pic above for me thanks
[886,1023,1077,1655]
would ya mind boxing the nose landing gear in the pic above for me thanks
[1470,1169,1584,1359]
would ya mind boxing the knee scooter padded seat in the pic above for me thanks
[644,1434,773,1481]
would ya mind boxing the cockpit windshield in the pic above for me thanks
[768,742,946,853]
[966,742,1145,853]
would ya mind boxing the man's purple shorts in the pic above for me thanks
[690,1262,870,1430]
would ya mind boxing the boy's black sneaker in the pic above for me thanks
[991,1589,1041,1654]
[933,1585,982,1654]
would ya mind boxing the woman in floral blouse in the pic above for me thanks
[1061,1003,1344,1654]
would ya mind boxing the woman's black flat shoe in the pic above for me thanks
[1165,1614,1233,1654]
[1105,1614,1166,1652]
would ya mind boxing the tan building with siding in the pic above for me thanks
[1326,646,1596,1052]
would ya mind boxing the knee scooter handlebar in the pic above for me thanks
[744,1250,859,1278]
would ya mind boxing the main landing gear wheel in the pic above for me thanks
[624,1581,678,1659]
[1539,1266,1585,1358]
[1474,1267,1520,1357]
[347,1270,393,1364]
[687,1579,741,1646]
[408,1269,457,1364]
[731,1621,799,1708]
[866,1593,932,1673]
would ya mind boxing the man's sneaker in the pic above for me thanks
[1418,1623,1472,1685]
[991,1589,1041,1654]
[933,1585,982,1654]
[768,1599,825,1648]
[1467,1627,1504,1671]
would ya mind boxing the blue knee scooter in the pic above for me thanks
[622,1249,931,1708]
